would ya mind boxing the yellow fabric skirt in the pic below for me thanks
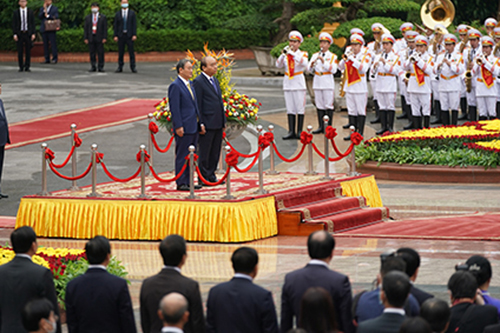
[340,175,383,208]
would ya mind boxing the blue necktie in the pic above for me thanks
[123,10,127,32]
[210,77,217,92]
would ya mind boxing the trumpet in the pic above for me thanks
[342,51,353,62]
[409,52,421,63]
[465,49,473,92]
[282,46,290,55]
[475,54,487,66]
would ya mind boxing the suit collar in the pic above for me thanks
[308,259,329,268]
[15,254,32,261]
[233,273,253,281]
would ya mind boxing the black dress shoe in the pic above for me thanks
[0,193,8,198]
[115,68,123,73]
[18,68,23,72]
[25,68,31,72]
[89,68,97,72]
[41,61,50,64]
[98,69,105,72]
[177,184,190,191]
[51,59,57,64]
[131,69,137,73]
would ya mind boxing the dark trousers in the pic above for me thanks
[0,145,4,191]
[198,128,223,181]
[175,132,199,186]
[117,35,135,70]
[89,40,105,70]
[42,31,57,62]
[17,32,31,70]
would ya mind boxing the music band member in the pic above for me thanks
[473,36,500,120]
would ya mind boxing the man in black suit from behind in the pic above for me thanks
[357,271,411,333]
[0,83,10,199]
[397,247,433,305]
[12,0,35,72]
[420,298,450,333]
[65,236,136,333]
[193,56,226,185]
[140,234,205,333]
[445,271,498,333]
[280,231,355,333]
[158,293,190,333]
[206,247,278,333]
[84,2,107,72]
[0,226,61,333]
[113,0,137,73]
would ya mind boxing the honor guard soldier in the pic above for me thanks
[485,18,498,37]
[372,34,401,134]
[339,34,371,140]
[494,27,500,118]
[433,34,465,125]
[463,29,482,121]
[276,30,308,140]
[398,30,419,129]
[368,23,385,125]
[429,24,447,125]
[394,23,414,54]
[308,32,338,134]
[456,25,470,120]
[403,35,434,129]
[473,36,500,120]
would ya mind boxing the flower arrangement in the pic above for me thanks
[0,245,128,308]
[153,43,260,133]
[356,120,500,169]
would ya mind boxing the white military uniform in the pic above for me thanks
[308,50,338,110]
[463,45,482,107]
[403,51,434,116]
[433,51,465,111]
[339,51,371,116]
[472,53,500,118]
[367,40,380,104]
[373,50,401,110]
[429,44,444,103]
[276,48,309,114]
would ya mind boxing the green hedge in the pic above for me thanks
[0,28,268,52]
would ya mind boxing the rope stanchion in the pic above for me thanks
[216,134,226,175]
[187,145,198,199]
[69,124,80,191]
[254,125,268,195]
[49,160,92,181]
[87,144,101,198]
[137,144,150,198]
[147,114,154,176]
[38,143,50,196]
[266,125,280,175]
[348,126,362,177]
[221,146,235,200]
[321,115,332,180]
[304,126,317,176]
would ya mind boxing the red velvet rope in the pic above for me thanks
[48,161,92,181]
[259,133,273,149]
[48,146,75,169]
[45,148,55,161]
[224,140,260,158]
[149,122,159,134]
[351,132,364,145]
[136,150,151,163]
[151,134,175,153]
[325,126,337,140]
[101,162,141,182]
[196,166,229,186]
[185,153,199,162]
[148,163,187,183]
[311,142,353,162]
[234,152,260,173]
[272,142,307,163]
[225,151,239,167]
[300,132,313,145]
[96,152,104,163]
[74,133,82,147]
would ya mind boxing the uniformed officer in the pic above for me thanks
[485,18,498,37]
[429,24,447,125]
[308,32,338,134]
[339,34,371,140]
[367,23,385,125]
[433,34,465,125]
[494,27,500,119]
[394,22,413,54]
[276,30,308,140]
[399,30,419,129]
[473,36,500,120]
[456,24,470,120]
[463,29,482,121]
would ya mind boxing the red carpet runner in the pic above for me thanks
[6,98,155,150]
[336,212,500,241]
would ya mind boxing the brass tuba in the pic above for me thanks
[421,0,455,30]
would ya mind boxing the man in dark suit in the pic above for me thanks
[0,226,61,333]
[169,59,204,191]
[12,0,36,72]
[140,234,205,333]
[0,83,10,199]
[420,298,450,333]
[397,247,434,305]
[206,247,278,333]
[445,271,498,333]
[280,231,355,333]
[113,0,137,73]
[193,56,226,185]
[38,0,58,64]
[65,236,136,333]
[84,2,107,72]
[158,293,190,333]
[357,271,411,333]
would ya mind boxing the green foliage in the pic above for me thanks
[291,6,346,35]
[363,0,420,14]
[271,35,344,60]
[332,16,407,41]
[451,0,499,26]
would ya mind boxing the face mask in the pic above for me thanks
[121,3,129,8]
[45,319,56,333]
[91,8,98,13]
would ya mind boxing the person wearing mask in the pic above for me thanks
[84,3,107,72]
[21,299,58,333]
[113,0,137,73]
[38,0,59,64]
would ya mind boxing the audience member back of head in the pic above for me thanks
[397,248,433,305]
[399,317,432,333]
[299,286,339,333]
[420,298,450,333]
[22,298,57,333]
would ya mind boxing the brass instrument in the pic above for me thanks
[476,55,484,66]
[409,52,421,63]
[282,45,290,55]
[459,30,470,54]
[465,49,473,93]
[339,51,353,97]
[421,0,455,30]
[494,41,500,57]
[404,71,411,86]
[373,26,392,54]
[413,23,428,34]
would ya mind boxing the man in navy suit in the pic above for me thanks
[113,0,137,73]
[39,0,59,64]
[206,247,278,333]
[84,2,108,72]
[169,59,205,191]
[193,56,226,185]
[280,231,355,333]
[12,0,36,72]
[65,236,136,333]
[396,247,433,305]
[0,83,10,198]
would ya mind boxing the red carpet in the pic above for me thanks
[6,98,155,150]
[336,213,500,241]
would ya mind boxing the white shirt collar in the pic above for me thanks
[308,259,329,268]
[163,265,181,273]
[178,76,191,86]
[161,327,183,333]
[234,273,253,281]
[384,308,405,316]
[202,72,213,80]
[16,254,32,260]
[88,265,107,270]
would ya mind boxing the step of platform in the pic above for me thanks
[308,207,389,233]
[275,182,343,210]
[281,196,366,220]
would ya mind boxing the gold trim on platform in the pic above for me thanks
[340,176,383,208]
[302,208,311,220]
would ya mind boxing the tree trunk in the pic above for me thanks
[272,0,294,46]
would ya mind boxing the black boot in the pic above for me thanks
[376,110,388,135]
[312,109,325,134]
[413,116,422,129]
[424,116,430,128]
[496,102,500,119]
[469,106,477,121]
[441,110,450,126]
[459,98,468,120]
[296,114,304,140]
[431,101,442,124]
[478,116,487,121]
[397,96,408,119]
[357,115,366,136]
[404,112,414,130]
[344,116,357,140]
[386,110,395,133]
[282,114,296,140]
[370,100,381,123]
[326,109,334,126]
[451,110,458,125]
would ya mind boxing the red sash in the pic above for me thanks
[287,54,295,78]
[481,64,494,89]
[346,61,361,86]
[413,63,425,86]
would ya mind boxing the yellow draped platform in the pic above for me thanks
[15,175,382,242]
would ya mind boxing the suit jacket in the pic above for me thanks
[356,312,406,333]
[12,7,35,36]
[0,100,10,147]
[84,13,108,43]
[280,263,355,333]
[65,268,136,333]
[410,285,433,306]
[168,77,200,134]
[38,4,59,33]
[484,323,500,333]
[445,303,498,333]
[113,9,136,38]
[206,277,278,333]
[192,74,226,130]
[140,268,205,333]
[0,256,60,333]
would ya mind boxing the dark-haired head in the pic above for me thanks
[382,271,411,308]
[448,270,477,300]
[176,59,192,74]
[85,235,111,265]
[399,317,432,333]
[381,257,407,277]
[465,255,492,288]
[91,2,99,7]
[420,298,450,333]
[158,292,189,326]
[231,247,258,275]
[11,226,37,254]
[396,248,420,279]
[160,234,187,267]
[307,231,335,260]
[299,287,337,333]
[21,298,55,332]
